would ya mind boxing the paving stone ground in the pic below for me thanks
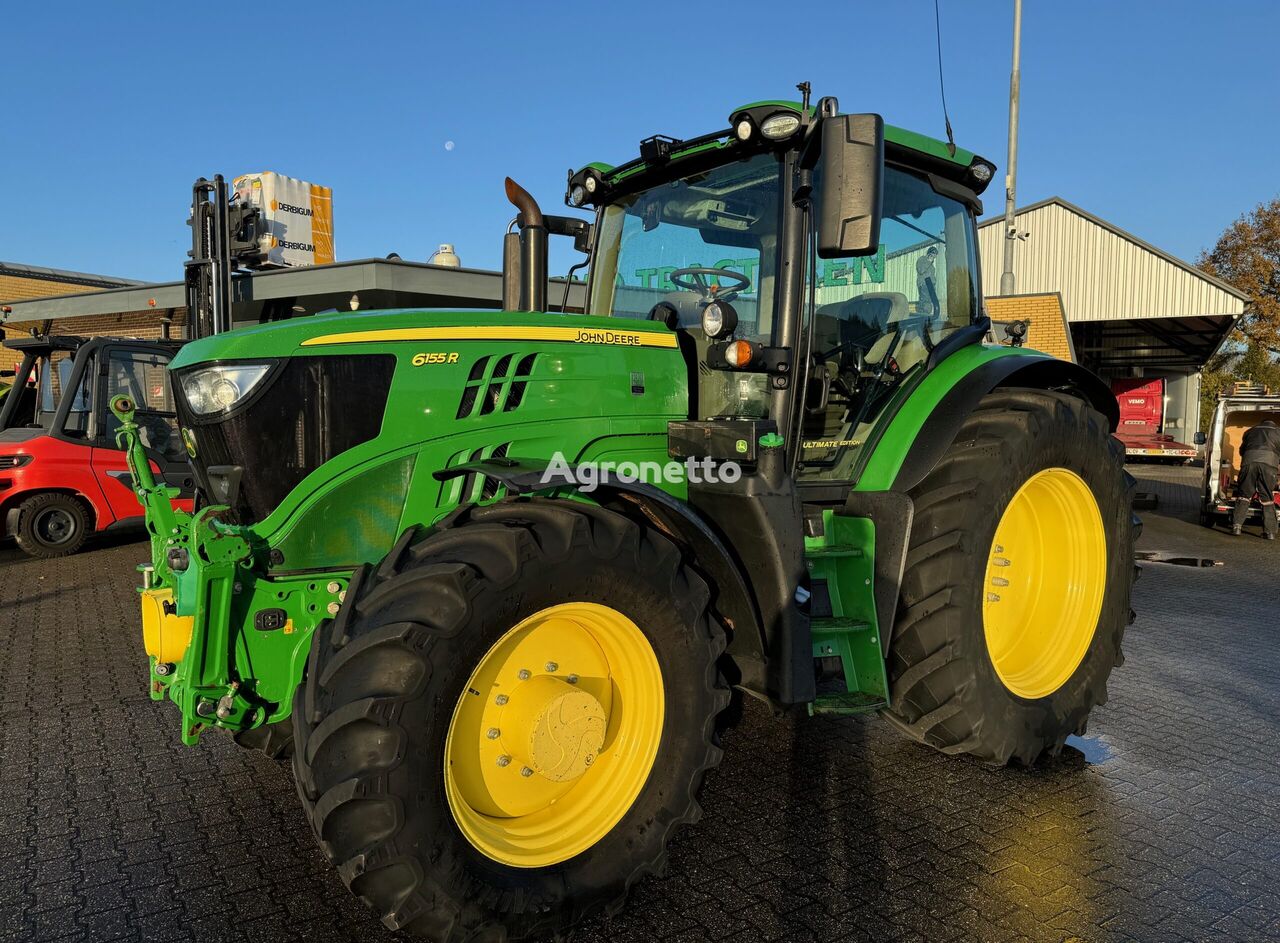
[0,465,1277,943]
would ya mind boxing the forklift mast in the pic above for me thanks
[186,175,263,339]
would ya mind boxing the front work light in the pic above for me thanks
[180,363,273,416]
[701,300,739,339]
[760,112,801,140]
[735,119,754,141]
[569,184,587,207]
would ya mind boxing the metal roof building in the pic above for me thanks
[978,197,1249,440]
[977,197,1246,370]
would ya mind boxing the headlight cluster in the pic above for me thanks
[180,363,273,416]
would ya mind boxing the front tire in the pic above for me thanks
[884,389,1136,765]
[292,498,728,941]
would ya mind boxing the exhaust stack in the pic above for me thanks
[503,178,547,312]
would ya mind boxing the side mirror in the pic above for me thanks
[543,215,593,255]
[1194,431,1207,446]
[816,114,884,259]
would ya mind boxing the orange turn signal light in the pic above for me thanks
[725,340,756,368]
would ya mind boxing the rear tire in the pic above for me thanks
[883,389,1136,765]
[291,498,728,941]
[15,492,90,558]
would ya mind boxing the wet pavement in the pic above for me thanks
[1,465,1277,942]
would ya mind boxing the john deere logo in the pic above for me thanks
[181,427,198,458]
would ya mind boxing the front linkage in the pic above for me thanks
[111,396,343,745]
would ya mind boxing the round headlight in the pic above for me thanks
[970,161,994,183]
[701,300,739,339]
[735,118,753,141]
[210,377,241,411]
[569,184,587,206]
[583,174,598,193]
[760,113,801,140]
[181,373,212,413]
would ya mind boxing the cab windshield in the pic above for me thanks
[587,152,782,417]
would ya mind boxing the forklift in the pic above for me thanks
[0,330,192,557]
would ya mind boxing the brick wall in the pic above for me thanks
[986,293,1075,363]
[2,268,189,379]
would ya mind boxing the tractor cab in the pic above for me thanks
[0,333,192,557]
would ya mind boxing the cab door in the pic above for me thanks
[91,344,193,522]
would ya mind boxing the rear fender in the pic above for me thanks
[863,350,1118,495]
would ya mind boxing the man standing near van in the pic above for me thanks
[1232,419,1280,539]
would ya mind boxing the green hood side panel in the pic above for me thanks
[178,310,690,568]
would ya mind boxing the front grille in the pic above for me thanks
[176,354,395,523]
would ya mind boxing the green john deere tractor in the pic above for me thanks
[114,92,1136,941]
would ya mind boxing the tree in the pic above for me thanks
[1197,198,1280,428]
[1199,197,1280,355]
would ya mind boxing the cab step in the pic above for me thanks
[809,616,889,716]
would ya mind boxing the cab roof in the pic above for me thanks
[574,98,987,194]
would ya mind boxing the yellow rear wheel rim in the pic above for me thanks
[444,602,664,868]
[982,467,1107,700]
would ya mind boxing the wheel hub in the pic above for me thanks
[498,675,606,782]
[36,508,74,544]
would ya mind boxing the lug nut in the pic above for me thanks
[326,602,340,616]
[495,694,509,706]
[545,661,559,673]
[517,669,531,680]
[987,592,1002,603]
[520,767,534,778]
[567,674,579,684]
[327,581,341,593]
[496,755,511,767]
[994,557,1011,567]
[154,662,173,677]
[991,577,1010,587]
[338,590,346,603]
[486,727,500,739]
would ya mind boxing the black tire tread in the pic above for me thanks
[292,498,728,942]
[15,492,91,559]
[883,388,1138,765]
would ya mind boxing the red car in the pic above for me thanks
[0,334,194,558]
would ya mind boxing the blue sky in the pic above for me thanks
[2,1,1277,284]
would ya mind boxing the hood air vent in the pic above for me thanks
[456,354,539,419]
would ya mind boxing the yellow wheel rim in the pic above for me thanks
[982,467,1107,700]
[444,602,664,868]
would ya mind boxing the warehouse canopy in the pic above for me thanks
[977,197,1247,371]
[0,258,587,327]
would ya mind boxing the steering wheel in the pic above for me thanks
[669,267,751,304]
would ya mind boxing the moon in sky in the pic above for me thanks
[445,141,455,151]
